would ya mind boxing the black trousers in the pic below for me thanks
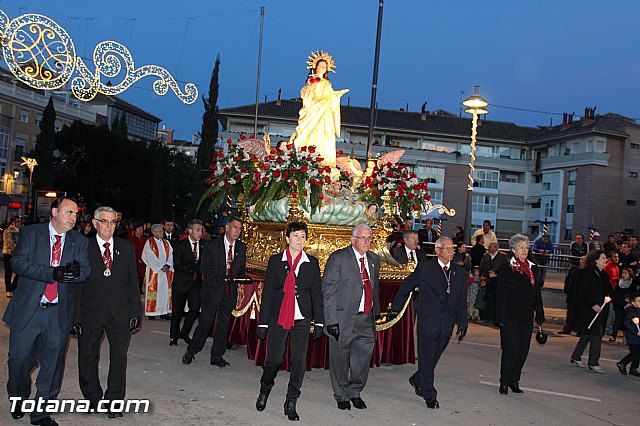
[499,320,533,385]
[563,302,575,332]
[188,288,235,361]
[78,317,131,403]
[620,344,640,369]
[260,317,311,400]
[611,307,626,338]
[571,333,602,367]
[7,305,68,422]
[3,253,18,292]
[170,284,201,340]
[414,331,450,400]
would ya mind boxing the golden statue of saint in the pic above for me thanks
[294,51,349,168]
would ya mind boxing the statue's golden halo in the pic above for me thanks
[306,50,336,73]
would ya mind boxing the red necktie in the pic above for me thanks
[409,251,416,263]
[44,235,62,302]
[192,241,198,280]
[103,242,112,270]
[226,244,233,294]
[360,257,372,315]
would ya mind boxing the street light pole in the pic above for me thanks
[462,86,488,242]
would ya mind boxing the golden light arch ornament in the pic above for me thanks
[0,9,198,104]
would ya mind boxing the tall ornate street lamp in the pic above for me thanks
[20,156,37,219]
[462,86,488,241]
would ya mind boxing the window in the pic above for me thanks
[534,175,542,184]
[595,140,606,153]
[414,165,445,185]
[542,182,551,191]
[567,204,574,213]
[472,194,497,213]
[568,170,576,186]
[0,128,10,160]
[35,114,43,126]
[631,143,640,150]
[531,200,541,209]
[629,171,638,178]
[473,170,499,189]
[19,109,29,123]
[565,228,573,240]
[14,135,27,162]
[544,199,555,217]
[628,200,637,207]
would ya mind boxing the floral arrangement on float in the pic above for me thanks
[201,135,454,226]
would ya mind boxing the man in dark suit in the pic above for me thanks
[323,224,380,411]
[74,206,141,418]
[392,230,429,265]
[4,197,91,425]
[162,219,178,246]
[391,236,468,410]
[170,219,205,346]
[182,216,247,367]
[418,219,439,255]
[254,222,324,421]
[479,242,509,322]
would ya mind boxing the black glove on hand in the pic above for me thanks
[387,309,399,320]
[456,327,467,341]
[70,323,82,336]
[129,317,139,331]
[312,325,324,340]
[256,326,268,340]
[53,266,76,283]
[68,260,81,278]
[326,324,340,341]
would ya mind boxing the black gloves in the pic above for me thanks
[312,325,324,340]
[68,260,81,277]
[53,265,77,283]
[326,324,340,341]
[129,317,139,331]
[70,323,82,335]
[256,326,268,340]
[456,326,467,341]
[387,309,399,320]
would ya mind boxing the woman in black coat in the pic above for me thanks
[495,233,545,395]
[570,250,612,373]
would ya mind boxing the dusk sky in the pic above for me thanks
[3,0,639,140]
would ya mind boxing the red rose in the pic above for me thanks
[286,143,294,150]
[274,169,281,178]
[337,149,343,155]
[386,170,393,177]
[310,178,316,184]
[241,168,248,173]
[410,172,416,179]
[226,138,232,144]
[223,167,230,173]
[292,191,298,198]
[289,181,296,187]
[251,156,258,162]
[317,157,324,163]
[424,194,431,200]
[276,157,284,164]
[301,146,307,152]
[250,134,255,139]
[319,194,324,199]
[398,189,405,197]
[262,177,269,183]
[252,185,260,192]
[309,146,316,153]
[390,191,396,198]
[413,205,420,211]
[263,164,270,170]
[300,166,308,173]
[408,193,415,199]
[240,134,247,140]
[324,176,331,183]
[223,185,229,191]
[283,171,289,179]
[371,189,378,196]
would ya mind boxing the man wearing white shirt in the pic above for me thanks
[392,230,429,264]
[141,224,174,319]
[322,224,380,411]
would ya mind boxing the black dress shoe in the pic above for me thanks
[30,417,59,426]
[617,362,628,375]
[88,401,99,413]
[499,384,509,395]
[211,358,230,368]
[11,400,24,419]
[182,351,195,364]
[350,397,367,409]
[509,383,524,393]
[409,375,423,397]
[284,399,299,421]
[337,401,351,410]
[160,314,172,320]
[181,335,192,344]
[256,391,269,411]
[425,399,439,409]
[107,410,124,418]
[169,338,178,346]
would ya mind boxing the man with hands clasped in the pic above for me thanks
[390,236,468,410]
[255,222,323,421]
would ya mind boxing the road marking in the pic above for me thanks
[151,330,170,336]
[458,341,501,349]
[479,381,601,402]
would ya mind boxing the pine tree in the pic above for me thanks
[197,55,220,171]
[32,96,56,218]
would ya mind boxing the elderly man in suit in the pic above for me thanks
[255,222,324,421]
[418,219,439,255]
[182,216,247,367]
[170,219,206,346]
[392,230,429,265]
[391,236,468,410]
[4,197,90,425]
[74,206,141,418]
[323,223,380,411]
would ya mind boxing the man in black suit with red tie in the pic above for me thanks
[4,197,90,425]
[182,216,247,367]
[74,206,141,418]
[391,236,468,410]
[170,219,205,346]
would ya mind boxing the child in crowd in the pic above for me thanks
[467,267,481,320]
[611,268,639,341]
[616,293,640,377]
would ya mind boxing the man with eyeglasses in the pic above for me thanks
[4,197,90,425]
[74,206,141,418]
[390,236,468,410]
[322,224,380,411]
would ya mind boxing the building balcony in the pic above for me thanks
[539,152,610,169]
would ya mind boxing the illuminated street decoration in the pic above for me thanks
[0,9,198,104]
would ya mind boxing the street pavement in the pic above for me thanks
[0,270,637,425]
